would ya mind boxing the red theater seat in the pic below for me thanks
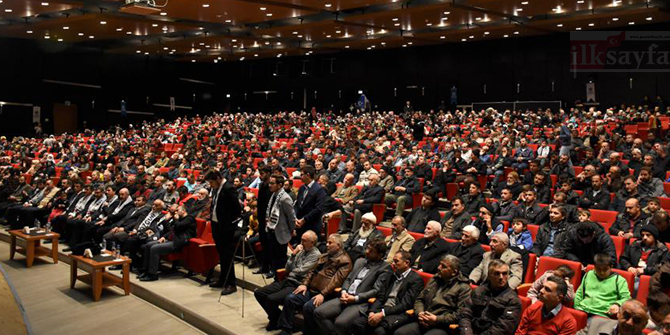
[535,257,583,289]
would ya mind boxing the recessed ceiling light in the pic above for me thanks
[521,1,528,4]
[612,17,619,21]
[557,23,563,27]
[126,31,132,35]
[407,42,413,45]
[326,35,331,38]
[89,35,94,39]
[392,18,399,21]
[514,31,520,34]
[504,34,509,37]
[116,27,122,31]
[152,23,158,27]
[516,8,523,12]
[26,30,33,33]
[136,50,141,54]
[260,7,266,10]
[225,19,231,23]
[345,45,350,48]
[440,36,445,39]
[588,23,595,26]
[192,60,196,62]
[4,9,12,12]
[254,54,258,57]
[461,38,467,41]
[240,57,245,61]
[160,12,167,16]
[57,38,63,42]
[297,34,303,38]
[44,35,50,39]
[394,23,400,26]
[402,44,407,47]
[78,32,84,36]
[41,2,49,5]
[577,0,584,3]
[100,21,106,25]
[214,59,218,63]
[276,42,281,45]
[575,27,582,30]
[444,11,450,14]
[325,3,331,7]
[475,17,482,20]
[484,31,490,35]
[162,26,168,30]
[163,47,168,50]
[469,35,474,39]
[629,21,635,25]
[202,4,209,7]
[426,23,432,26]
[292,31,298,34]
[335,30,341,33]
[145,52,150,55]
[266,13,272,16]
[646,17,652,21]
[231,39,237,42]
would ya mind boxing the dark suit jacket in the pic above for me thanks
[578,187,611,210]
[368,270,424,315]
[294,181,327,233]
[409,238,449,274]
[165,214,197,249]
[447,242,484,277]
[212,180,242,227]
[115,205,151,230]
[341,258,391,302]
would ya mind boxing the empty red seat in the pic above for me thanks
[636,275,651,304]
[589,209,618,232]
[527,224,539,241]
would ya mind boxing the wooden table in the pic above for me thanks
[8,229,60,268]
[69,253,131,301]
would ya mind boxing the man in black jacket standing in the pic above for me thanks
[205,170,242,295]
[255,166,273,276]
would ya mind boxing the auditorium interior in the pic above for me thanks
[1,0,670,334]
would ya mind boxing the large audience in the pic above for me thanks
[1,101,670,335]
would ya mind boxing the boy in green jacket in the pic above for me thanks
[574,253,631,318]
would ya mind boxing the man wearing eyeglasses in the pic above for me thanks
[576,299,649,335]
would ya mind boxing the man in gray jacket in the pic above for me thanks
[313,238,391,335]
[254,230,320,331]
[265,174,297,277]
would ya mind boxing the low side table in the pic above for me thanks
[8,229,60,268]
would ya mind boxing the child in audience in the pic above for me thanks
[527,264,576,304]
[507,218,533,250]
[578,208,591,223]
[574,253,632,318]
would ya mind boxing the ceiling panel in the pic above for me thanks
[157,0,318,25]
[343,3,506,32]
[464,0,650,18]
[256,20,371,42]
[270,0,396,12]
[0,0,80,20]
[1,13,200,42]
[526,7,670,31]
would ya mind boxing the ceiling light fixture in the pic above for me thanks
[26,30,33,33]
[521,1,528,4]
[126,31,132,35]
[629,21,635,25]
[260,7,266,10]
[89,35,94,38]
[78,32,84,36]
[345,45,350,48]
[44,35,50,39]
[325,3,331,7]
[612,17,619,21]
[100,21,106,25]
[646,17,652,21]
[588,23,594,26]
[440,36,445,39]
[484,31,490,35]
[266,13,272,16]
[152,23,158,27]
[240,57,245,61]
[116,28,122,31]
[575,27,582,30]
[4,9,12,12]
[461,38,466,41]
[392,17,398,21]
[202,4,209,7]
[557,23,563,27]
[514,31,519,34]
[504,34,509,37]
[160,12,167,16]
[444,11,450,14]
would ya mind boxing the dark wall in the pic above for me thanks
[0,21,668,136]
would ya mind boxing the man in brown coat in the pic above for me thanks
[277,234,352,335]
[384,216,415,264]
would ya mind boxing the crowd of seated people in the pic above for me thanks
[0,101,669,333]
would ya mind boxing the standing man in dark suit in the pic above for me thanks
[351,250,424,335]
[205,170,242,295]
[294,165,326,240]
[265,174,297,278]
[254,166,273,276]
